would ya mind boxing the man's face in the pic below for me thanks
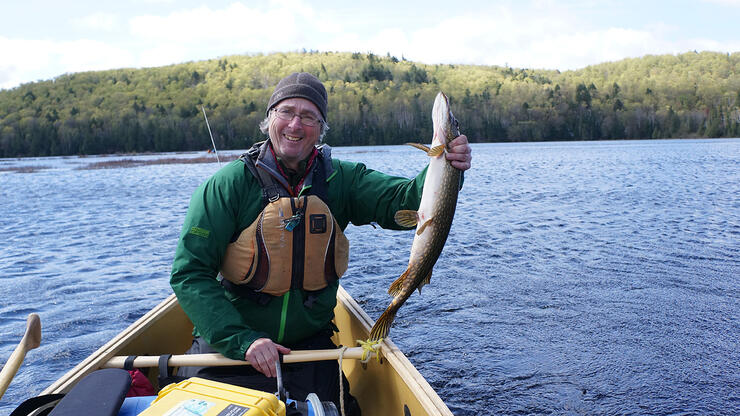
[268,98,322,170]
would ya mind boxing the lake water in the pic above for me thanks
[1,139,739,415]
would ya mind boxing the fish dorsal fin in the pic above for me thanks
[417,269,433,294]
[394,210,419,228]
[416,217,434,235]
[388,267,411,297]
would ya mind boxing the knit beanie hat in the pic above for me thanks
[266,72,328,121]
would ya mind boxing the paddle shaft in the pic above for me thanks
[104,347,372,369]
[0,314,42,399]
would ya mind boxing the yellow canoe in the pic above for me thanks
[40,286,453,415]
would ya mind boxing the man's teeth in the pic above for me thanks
[285,135,302,141]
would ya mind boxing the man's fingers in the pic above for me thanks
[260,350,277,377]
[245,339,292,378]
[445,135,472,171]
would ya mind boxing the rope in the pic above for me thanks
[337,346,348,416]
[356,338,383,364]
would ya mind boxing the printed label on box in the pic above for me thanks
[217,404,251,416]
[163,399,214,416]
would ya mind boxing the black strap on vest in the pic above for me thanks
[290,195,307,291]
[240,145,285,206]
[220,278,273,305]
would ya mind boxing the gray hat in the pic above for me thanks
[266,72,328,121]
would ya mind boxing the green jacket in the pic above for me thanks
[170,142,426,360]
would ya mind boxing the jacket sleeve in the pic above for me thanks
[170,162,270,360]
[334,160,427,230]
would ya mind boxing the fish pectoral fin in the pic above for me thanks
[406,142,445,157]
[426,144,445,157]
[388,267,411,297]
[416,217,434,235]
[394,210,419,228]
[406,142,431,153]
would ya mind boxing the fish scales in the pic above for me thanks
[369,92,461,341]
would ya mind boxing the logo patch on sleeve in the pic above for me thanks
[189,226,211,239]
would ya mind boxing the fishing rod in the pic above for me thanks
[201,106,221,166]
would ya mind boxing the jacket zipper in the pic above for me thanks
[277,291,290,343]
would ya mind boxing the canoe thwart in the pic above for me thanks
[103,347,377,369]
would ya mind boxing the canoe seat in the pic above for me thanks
[48,369,131,416]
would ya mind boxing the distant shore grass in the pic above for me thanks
[77,154,239,170]
[0,165,48,173]
[1,154,240,173]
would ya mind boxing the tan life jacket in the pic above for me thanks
[220,194,349,296]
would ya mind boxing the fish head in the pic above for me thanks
[432,92,460,147]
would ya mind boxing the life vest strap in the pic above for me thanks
[220,278,273,306]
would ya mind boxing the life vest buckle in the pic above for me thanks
[282,211,304,232]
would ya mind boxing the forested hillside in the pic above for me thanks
[0,50,738,157]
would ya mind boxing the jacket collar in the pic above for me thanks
[251,140,334,197]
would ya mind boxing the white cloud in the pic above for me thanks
[128,0,315,49]
[2,0,739,90]
[319,5,737,70]
[72,12,118,32]
[137,43,190,69]
[0,37,133,89]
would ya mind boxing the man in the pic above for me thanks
[170,72,472,413]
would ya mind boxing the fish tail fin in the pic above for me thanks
[388,267,411,297]
[369,305,398,341]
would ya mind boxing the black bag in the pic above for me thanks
[12,369,132,416]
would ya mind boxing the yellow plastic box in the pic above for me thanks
[138,377,285,416]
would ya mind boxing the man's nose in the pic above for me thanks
[287,114,303,128]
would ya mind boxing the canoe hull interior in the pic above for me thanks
[41,287,452,416]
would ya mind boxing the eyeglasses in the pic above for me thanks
[272,107,322,127]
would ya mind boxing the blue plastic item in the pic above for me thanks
[117,396,157,416]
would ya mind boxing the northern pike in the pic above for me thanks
[369,92,462,341]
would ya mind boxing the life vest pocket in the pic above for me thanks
[220,223,260,285]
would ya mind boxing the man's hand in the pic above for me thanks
[446,135,472,171]
[245,338,291,377]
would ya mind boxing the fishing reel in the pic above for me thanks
[276,361,339,416]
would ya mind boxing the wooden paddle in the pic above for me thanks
[104,346,375,368]
[0,313,42,399]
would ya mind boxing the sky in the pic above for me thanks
[1,0,739,90]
